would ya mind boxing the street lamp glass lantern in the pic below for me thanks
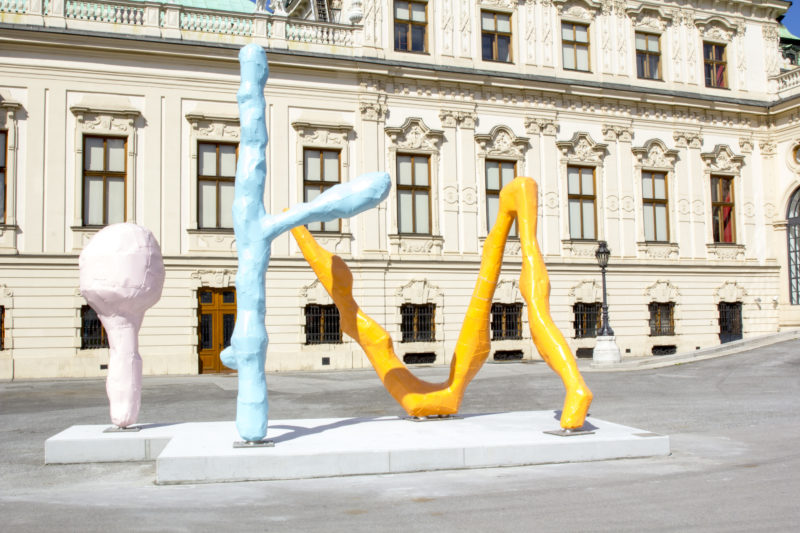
[595,240,610,268]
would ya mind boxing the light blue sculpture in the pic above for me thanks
[221,44,390,443]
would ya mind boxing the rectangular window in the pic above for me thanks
[198,142,237,229]
[562,22,590,71]
[485,160,517,237]
[0,130,6,224]
[491,303,523,340]
[304,304,342,345]
[83,136,126,226]
[397,154,431,234]
[567,166,596,240]
[304,148,342,232]
[642,171,669,242]
[649,302,675,336]
[636,32,661,80]
[400,303,435,342]
[711,175,735,243]
[394,1,427,53]
[573,302,601,339]
[704,42,727,88]
[481,11,512,62]
[80,305,108,349]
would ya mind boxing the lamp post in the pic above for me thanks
[592,240,621,365]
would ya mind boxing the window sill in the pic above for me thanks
[482,58,514,64]
[0,224,19,252]
[637,241,679,260]
[394,49,430,55]
[706,242,745,261]
[187,228,234,234]
[563,67,592,73]
[389,234,443,256]
[561,239,600,259]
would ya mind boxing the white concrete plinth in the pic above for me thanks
[593,335,623,365]
[45,411,670,484]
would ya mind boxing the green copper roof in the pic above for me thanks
[129,0,257,14]
[780,24,800,41]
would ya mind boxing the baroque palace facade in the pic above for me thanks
[2,0,800,379]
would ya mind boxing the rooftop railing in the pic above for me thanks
[1,0,362,54]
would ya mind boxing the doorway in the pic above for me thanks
[197,287,237,374]
[718,302,743,344]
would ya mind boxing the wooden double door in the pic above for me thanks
[197,288,237,374]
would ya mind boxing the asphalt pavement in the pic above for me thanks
[1,339,799,532]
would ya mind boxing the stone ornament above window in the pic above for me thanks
[385,117,444,152]
[602,125,634,143]
[625,4,671,32]
[300,278,334,306]
[715,281,747,303]
[475,126,529,159]
[556,132,607,164]
[644,280,680,303]
[701,145,744,175]
[291,121,351,147]
[568,279,602,304]
[696,16,742,43]
[190,269,236,288]
[479,0,517,10]
[396,278,442,305]
[186,112,240,141]
[632,139,679,170]
[554,0,599,22]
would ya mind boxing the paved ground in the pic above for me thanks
[2,340,800,532]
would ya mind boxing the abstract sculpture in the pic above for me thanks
[222,44,390,443]
[79,223,165,429]
[291,177,593,430]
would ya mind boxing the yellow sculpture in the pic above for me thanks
[291,176,593,430]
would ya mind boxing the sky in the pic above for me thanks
[784,2,800,36]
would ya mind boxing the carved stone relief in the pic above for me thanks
[190,269,236,288]
[397,279,442,304]
[495,278,522,303]
[556,132,608,163]
[524,116,558,136]
[715,281,747,303]
[568,279,602,303]
[301,278,334,305]
[602,125,633,142]
[673,131,703,149]
[644,280,680,302]
[701,145,744,174]
[475,126,529,159]
[385,117,444,151]
[632,139,679,170]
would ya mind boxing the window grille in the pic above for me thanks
[649,302,675,336]
[400,303,435,342]
[305,304,342,345]
[81,305,108,349]
[573,302,601,338]
[718,302,742,344]
[491,303,523,340]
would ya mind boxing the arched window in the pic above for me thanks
[788,188,800,304]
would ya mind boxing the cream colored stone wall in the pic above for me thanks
[0,0,798,379]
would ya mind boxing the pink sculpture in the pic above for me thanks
[79,223,165,428]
